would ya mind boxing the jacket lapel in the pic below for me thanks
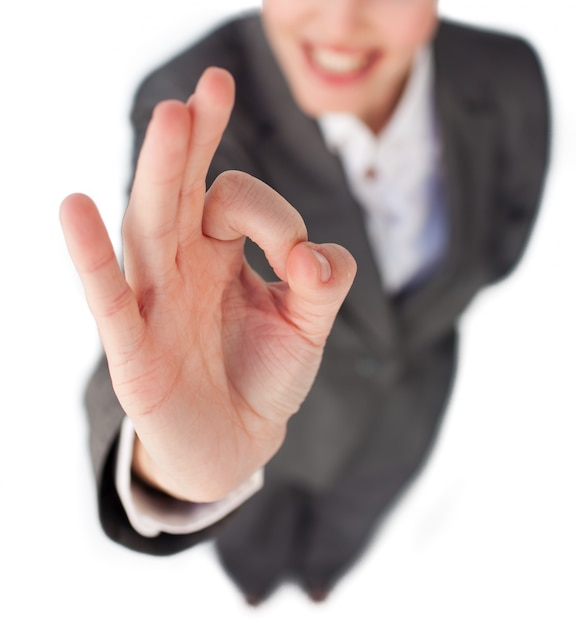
[395,23,499,350]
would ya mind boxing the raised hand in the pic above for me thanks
[60,68,356,503]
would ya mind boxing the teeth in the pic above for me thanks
[310,47,369,74]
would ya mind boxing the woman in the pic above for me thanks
[61,0,549,603]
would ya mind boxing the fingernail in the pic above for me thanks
[311,249,332,283]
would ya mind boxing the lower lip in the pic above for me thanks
[302,45,379,86]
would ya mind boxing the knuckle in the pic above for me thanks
[96,284,133,320]
[210,170,256,208]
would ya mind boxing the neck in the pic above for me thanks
[363,51,417,134]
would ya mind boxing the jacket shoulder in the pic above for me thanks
[436,19,541,61]
[434,19,547,100]
[130,13,259,128]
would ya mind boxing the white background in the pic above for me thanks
[1,1,574,624]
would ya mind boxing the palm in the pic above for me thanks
[61,68,355,501]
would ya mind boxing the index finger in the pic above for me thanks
[203,171,308,282]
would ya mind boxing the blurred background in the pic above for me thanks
[1,1,574,623]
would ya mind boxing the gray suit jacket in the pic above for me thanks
[85,14,550,556]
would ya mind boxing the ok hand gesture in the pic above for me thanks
[60,68,356,503]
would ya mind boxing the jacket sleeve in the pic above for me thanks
[489,36,551,282]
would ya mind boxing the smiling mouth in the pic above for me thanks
[305,45,378,79]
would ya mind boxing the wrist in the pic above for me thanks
[132,435,195,502]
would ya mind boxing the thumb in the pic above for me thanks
[284,241,357,341]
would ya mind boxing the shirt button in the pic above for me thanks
[364,166,377,181]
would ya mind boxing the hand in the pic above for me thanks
[60,68,356,503]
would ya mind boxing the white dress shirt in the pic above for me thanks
[317,46,447,294]
[116,45,448,537]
